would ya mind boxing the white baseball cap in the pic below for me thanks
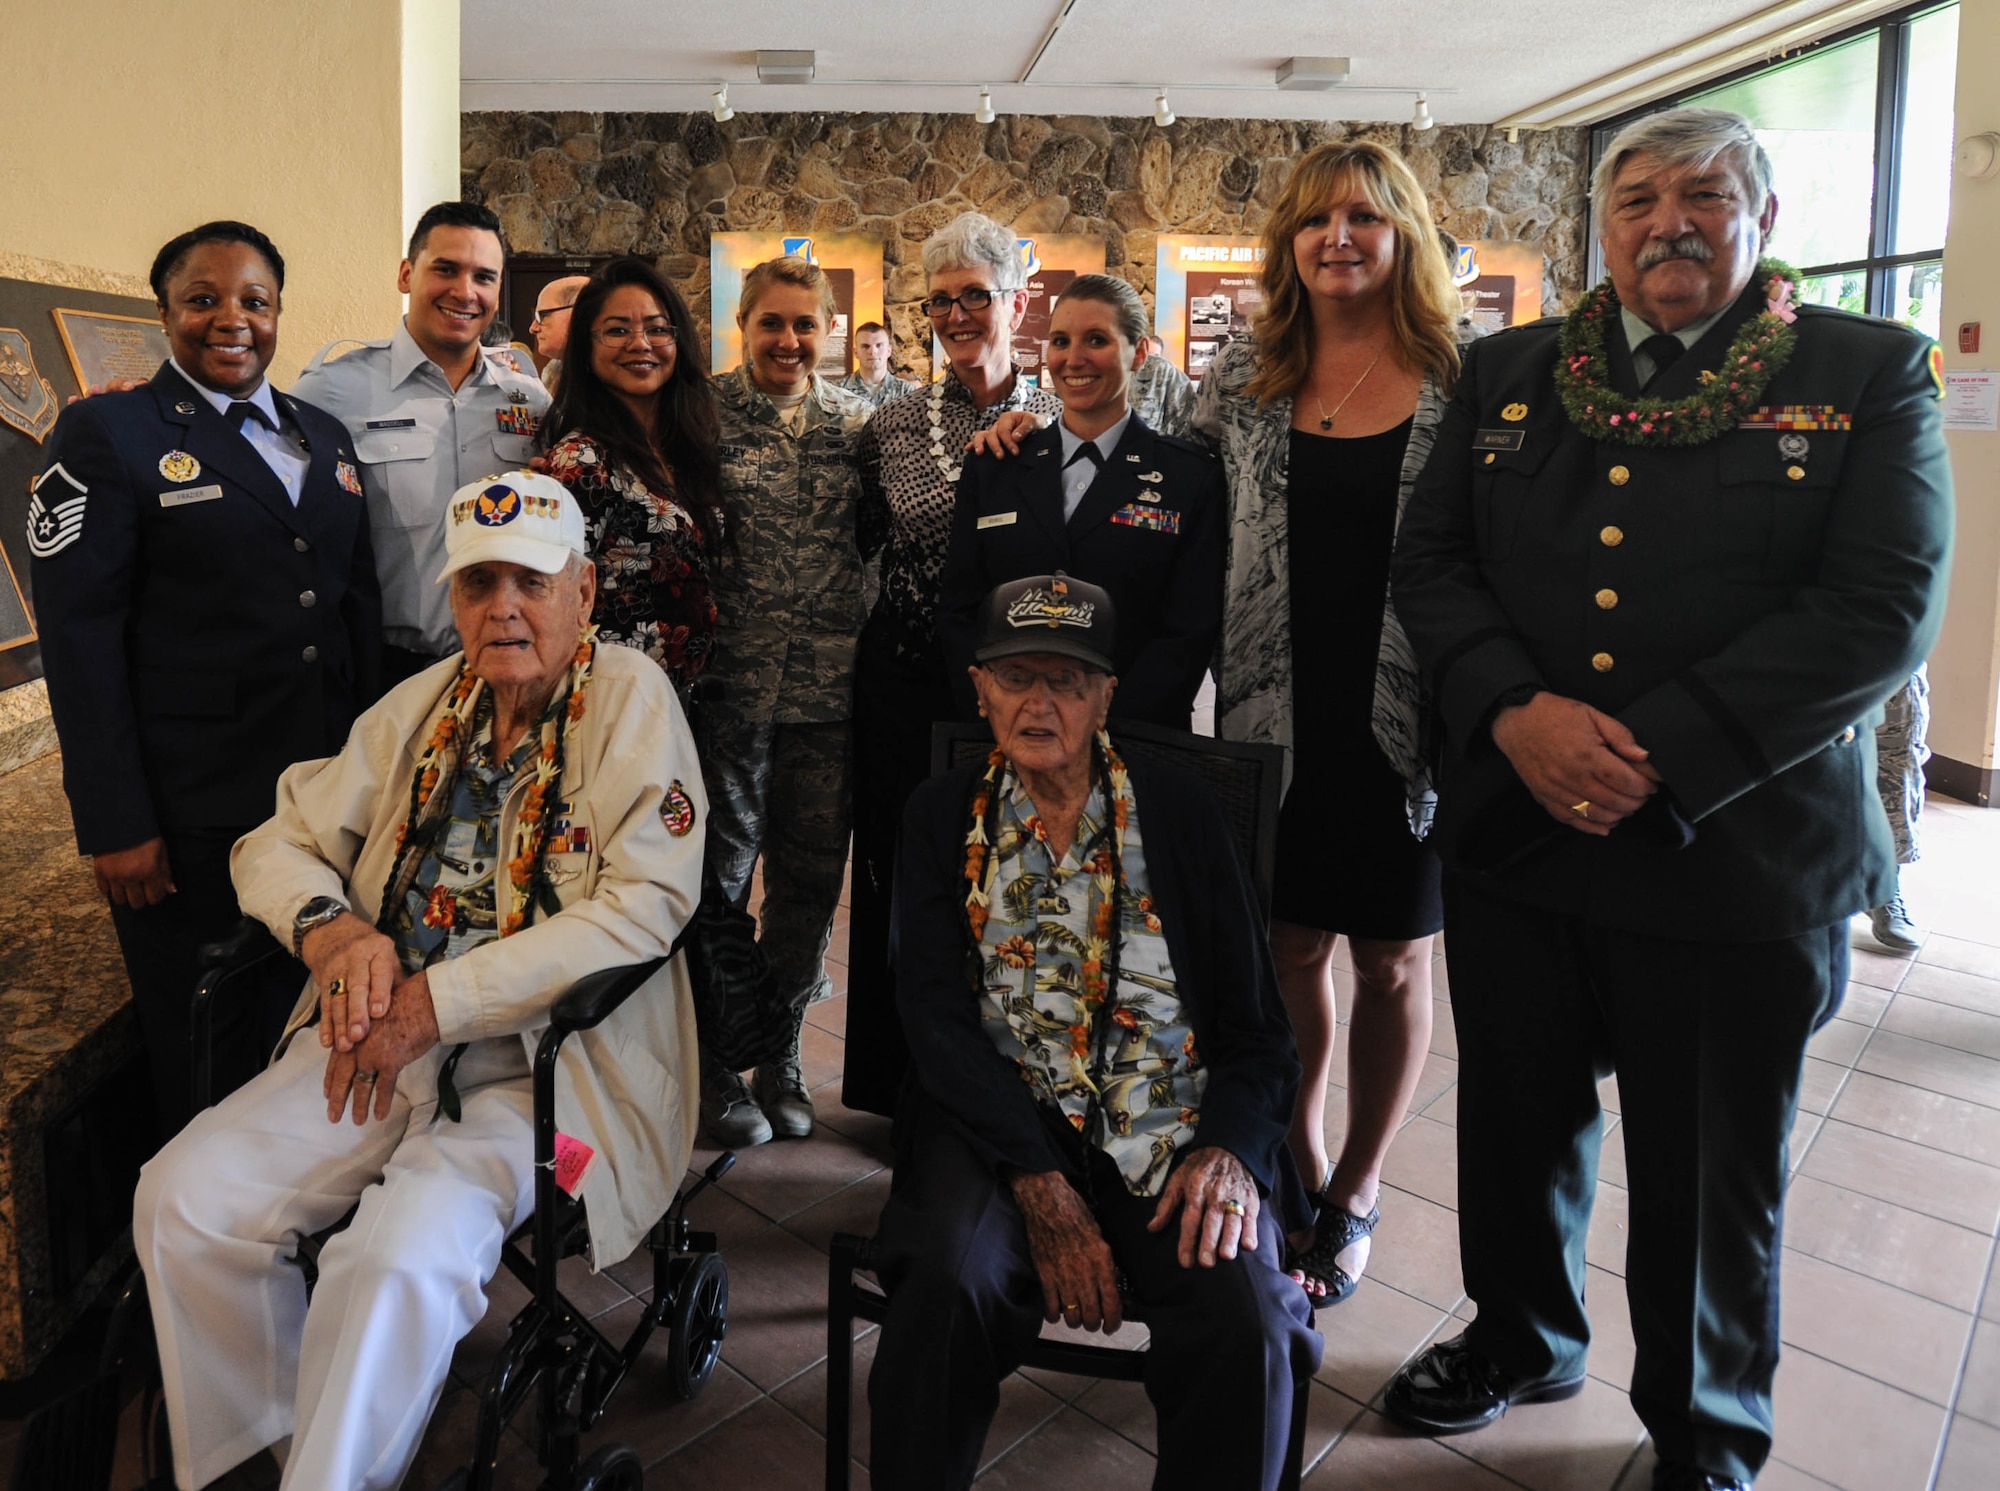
[436,470,587,583]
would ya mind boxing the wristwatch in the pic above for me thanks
[292,895,349,956]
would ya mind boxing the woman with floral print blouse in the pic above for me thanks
[541,257,722,698]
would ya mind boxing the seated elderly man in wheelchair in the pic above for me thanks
[869,574,1323,1491]
[133,471,704,1491]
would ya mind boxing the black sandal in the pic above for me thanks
[1285,1199,1379,1309]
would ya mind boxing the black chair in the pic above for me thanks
[824,718,1293,1490]
[96,926,732,1491]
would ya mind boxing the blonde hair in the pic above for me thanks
[1247,141,1461,404]
[738,255,837,326]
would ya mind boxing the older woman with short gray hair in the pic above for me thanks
[844,212,1063,1117]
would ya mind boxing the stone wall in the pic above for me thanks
[461,110,1590,377]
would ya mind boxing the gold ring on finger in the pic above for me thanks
[355,1071,379,1084]
[1221,1198,1247,1217]
[329,976,347,998]
[1570,800,1591,819]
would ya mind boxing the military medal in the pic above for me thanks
[159,451,201,483]
[336,459,364,495]
[661,780,697,837]
[1777,433,1810,461]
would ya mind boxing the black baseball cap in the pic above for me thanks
[973,572,1117,672]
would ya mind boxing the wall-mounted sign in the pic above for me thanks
[1452,242,1544,333]
[931,235,1107,386]
[1154,236,1267,382]
[49,310,170,402]
[710,232,885,380]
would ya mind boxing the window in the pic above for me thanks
[1593,3,1958,339]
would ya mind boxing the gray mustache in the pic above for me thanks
[1637,234,1715,269]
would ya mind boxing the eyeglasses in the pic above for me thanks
[921,287,1012,319]
[985,661,1097,697]
[531,303,575,323]
[592,323,677,348]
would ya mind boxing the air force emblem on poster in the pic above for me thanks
[26,463,88,559]
[0,329,59,444]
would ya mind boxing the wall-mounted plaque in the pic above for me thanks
[0,329,58,444]
[50,309,170,393]
[0,539,32,653]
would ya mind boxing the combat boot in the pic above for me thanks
[753,1009,816,1139]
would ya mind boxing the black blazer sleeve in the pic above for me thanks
[938,460,992,721]
[1134,758,1299,1194]
[30,399,161,853]
[889,768,1071,1177]
[1107,445,1225,725]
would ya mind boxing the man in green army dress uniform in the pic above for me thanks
[1385,107,1954,1491]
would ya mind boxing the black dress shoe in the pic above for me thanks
[1652,1461,1751,1491]
[1383,1332,1586,1435]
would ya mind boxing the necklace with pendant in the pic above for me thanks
[1311,342,1388,432]
[926,381,964,484]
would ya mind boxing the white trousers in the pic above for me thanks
[133,1032,536,1491]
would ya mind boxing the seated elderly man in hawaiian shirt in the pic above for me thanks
[132,471,704,1491]
[866,573,1321,1491]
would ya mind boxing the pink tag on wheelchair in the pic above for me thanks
[553,1133,598,1197]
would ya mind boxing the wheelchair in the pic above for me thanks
[83,922,732,1491]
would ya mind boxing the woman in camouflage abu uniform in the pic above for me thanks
[699,256,873,1146]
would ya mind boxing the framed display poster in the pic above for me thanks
[1154,236,1267,382]
[930,235,1106,387]
[50,309,171,393]
[710,232,884,380]
[1451,241,1544,333]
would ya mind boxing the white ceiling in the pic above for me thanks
[461,0,1885,126]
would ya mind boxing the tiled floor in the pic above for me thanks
[9,795,2000,1489]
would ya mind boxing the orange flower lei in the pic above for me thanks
[387,626,598,941]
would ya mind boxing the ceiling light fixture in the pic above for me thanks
[1412,93,1434,132]
[975,86,995,124]
[756,49,815,85]
[711,85,734,122]
[1276,56,1351,91]
[1153,90,1176,127]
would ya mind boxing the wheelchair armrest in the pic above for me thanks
[197,918,279,973]
[549,956,669,1035]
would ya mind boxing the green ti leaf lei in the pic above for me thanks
[1554,258,1800,447]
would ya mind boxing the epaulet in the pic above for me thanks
[302,337,388,373]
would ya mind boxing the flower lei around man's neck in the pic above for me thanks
[1554,258,1800,447]
[964,730,1136,1100]
[383,625,598,941]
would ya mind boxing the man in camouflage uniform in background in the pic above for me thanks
[1870,665,1931,950]
[1127,335,1197,436]
[699,359,873,1145]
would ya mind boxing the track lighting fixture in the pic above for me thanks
[975,86,995,124]
[1153,90,1176,127]
[1412,93,1434,131]
[712,85,734,122]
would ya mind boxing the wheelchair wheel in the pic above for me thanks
[572,1442,644,1490]
[664,1253,728,1401]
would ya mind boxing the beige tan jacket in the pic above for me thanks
[231,643,704,1268]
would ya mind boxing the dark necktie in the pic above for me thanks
[1636,334,1685,392]
[1064,441,1103,469]
[226,399,275,432]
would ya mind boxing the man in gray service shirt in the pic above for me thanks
[293,201,549,686]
